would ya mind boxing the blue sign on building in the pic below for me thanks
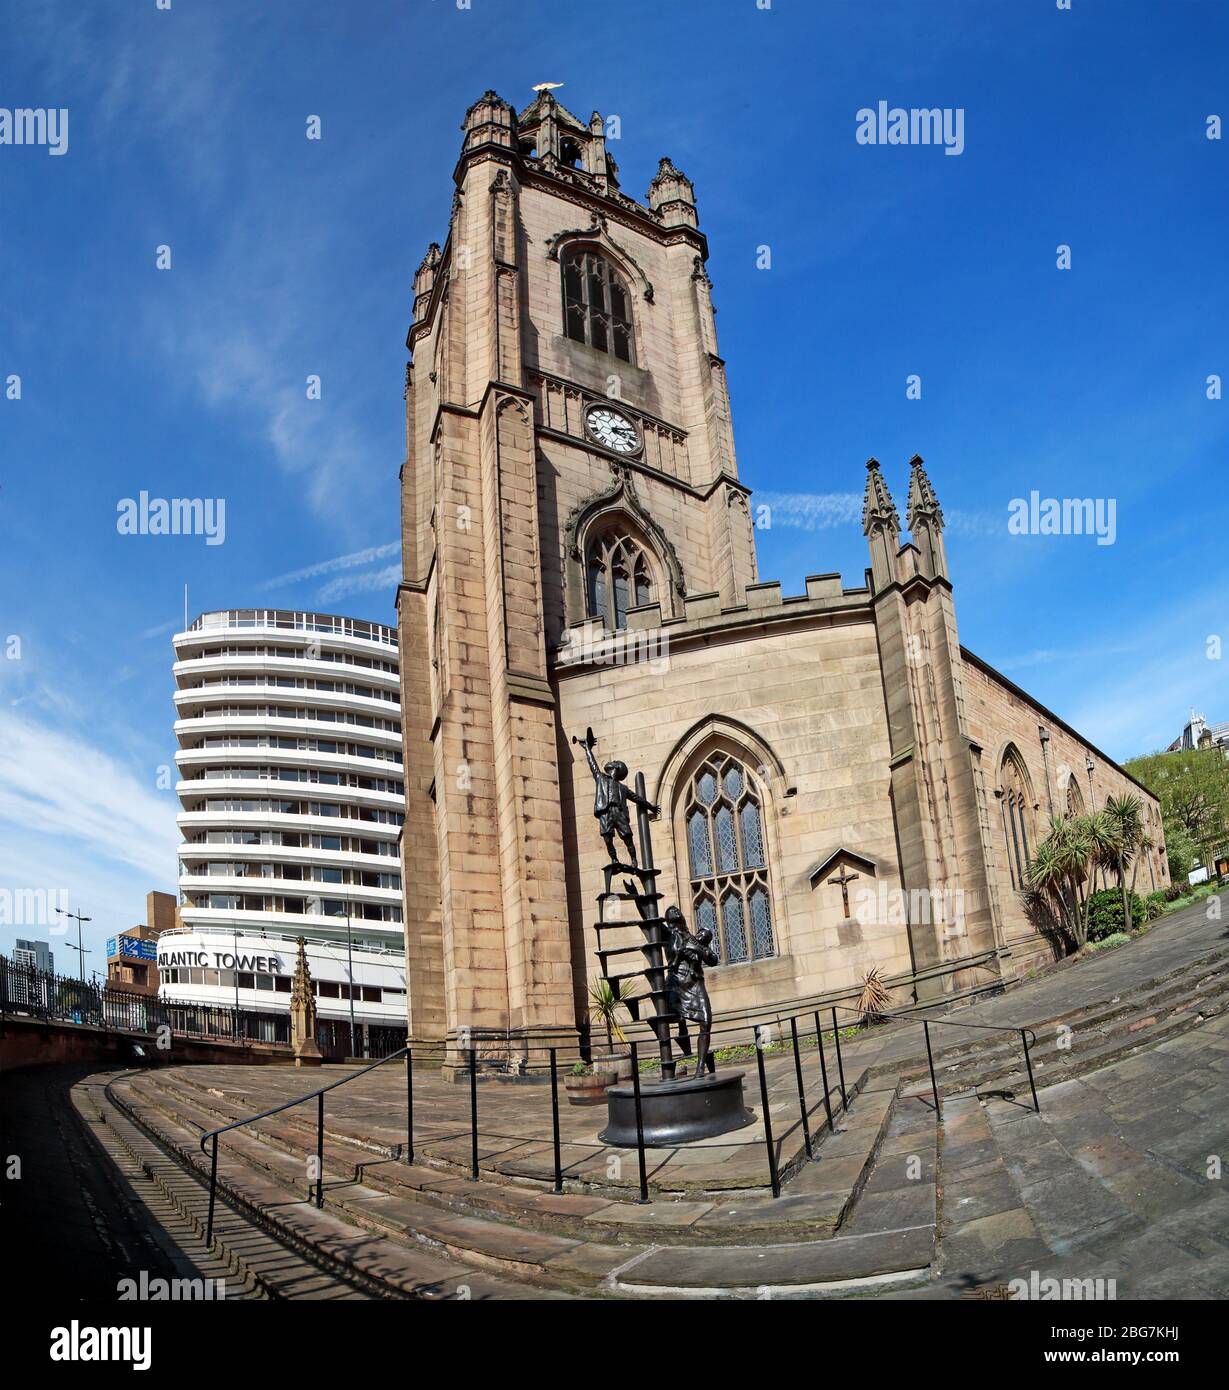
[108,935,157,962]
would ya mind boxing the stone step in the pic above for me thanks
[614,1224,935,1295]
[113,1076,616,1284]
[119,1054,869,1203]
[973,967,1223,1084]
[901,971,1229,1103]
[114,1066,898,1247]
[895,940,1229,1082]
[105,1074,587,1299]
[978,1032,1229,1299]
[971,992,1227,1101]
[932,1092,1055,1287]
[835,1089,940,1238]
[110,1067,945,1295]
[67,1081,267,1300]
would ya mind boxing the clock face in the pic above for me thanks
[585,405,640,455]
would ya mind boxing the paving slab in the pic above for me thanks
[585,1198,715,1229]
[622,1224,935,1290]
[841,1184,936,1235]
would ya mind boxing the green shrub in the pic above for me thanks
[1143,891,1168,922]
[1086,888,1146,940]
[1086,931,1129,952]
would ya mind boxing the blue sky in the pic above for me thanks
[1,0,1226,965]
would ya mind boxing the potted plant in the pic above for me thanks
[587,976,635,1081]
[564,1059,617,1107]
[856,967,891,1027]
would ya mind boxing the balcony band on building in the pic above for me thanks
[170,609,408,1056]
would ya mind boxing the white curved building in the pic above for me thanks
[170,608,408,1051]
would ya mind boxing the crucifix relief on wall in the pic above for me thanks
[828,864,859,918]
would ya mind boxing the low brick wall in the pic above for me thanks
[0,1014,294,1074]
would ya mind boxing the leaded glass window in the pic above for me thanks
[681,752,775,965]
[563,250,634,362]
[585,533,654,631]
[1000,748,1035,889]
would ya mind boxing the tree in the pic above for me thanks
[1024,813,1105,951]
[1104,793,1144,932]
[1125,748,1229,871]
[587,976,633,1052]
[1162,822,1197,882]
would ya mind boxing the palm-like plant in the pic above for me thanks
[588,976,634,1052]
[856,967,892,1026]
[1105,794,1144,932]
[1025,813,1098,949]
[1085,809,1125,892]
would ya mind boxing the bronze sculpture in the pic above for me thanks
[573,725,658,868]
[578,724,753,1146]
[663,905,719,1078]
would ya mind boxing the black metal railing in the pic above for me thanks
[180,999,1040,1236]
[821,999,1041,1117]
[0,954,406,1060]
[200,1046,412,1242]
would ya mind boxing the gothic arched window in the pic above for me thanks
[681,752,775,965]
[1065,776,1085,817]
[585,532,653,630]
[999,747,1035,891]
[562,250,634,362]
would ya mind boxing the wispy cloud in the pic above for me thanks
[21,6,398,531]
[259,543,399,593]
[997,641,1143,673]
[0,710,180,887]
[756,491,862,530]
[755,491,998,537]
[318,564,400,604]
[944,509,1002,539]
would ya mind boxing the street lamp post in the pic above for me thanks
[55,906,92,983]
[345,914,357,1060]
[233,926,241,1040]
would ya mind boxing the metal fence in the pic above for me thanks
[0,954,406,1060]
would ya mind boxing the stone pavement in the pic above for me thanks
[924,1010,1229,1299]
[100,889,1228,1297]
[154,890,1227,1203]
[834,887,1229,1076]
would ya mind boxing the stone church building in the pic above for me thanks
[396,89,1166,1056]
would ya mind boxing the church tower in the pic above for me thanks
[397,90,758,1055]
[394,87,1166,1051]
[863,456,999,999]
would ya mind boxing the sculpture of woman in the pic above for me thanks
[663,905,719,1079]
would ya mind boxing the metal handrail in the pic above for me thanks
[192,995,1043,1243]
[199,1044,415,1242]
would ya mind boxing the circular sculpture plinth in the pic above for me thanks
[598,1070,754,1147]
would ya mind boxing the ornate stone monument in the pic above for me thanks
[574,727,752,1145]
[289,937,323,1068]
